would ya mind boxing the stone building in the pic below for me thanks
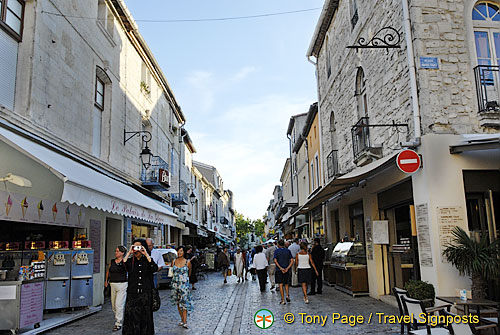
[305,0,499,301]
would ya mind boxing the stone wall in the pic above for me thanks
[10,0,181,184]
[315,0,499,182]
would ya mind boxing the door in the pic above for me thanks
[105,218,122,267]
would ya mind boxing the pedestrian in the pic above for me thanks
[247,248,256,281]
[273,240,293,305]
[234,248,245,283]
[217,246,230,284]
[265,242,277,290]
[242,249,249,281]
[122,239,158,335]
[294,241,319,304]
[288,239,300,286]
[310,238,325,295]
[105,245,128,332]
[146,238,165,288]
[185,246,198,290]
[253,245,268,292]
[170,246,193,329]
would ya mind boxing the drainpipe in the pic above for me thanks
[401,0,422,147]
[287,134,294,197]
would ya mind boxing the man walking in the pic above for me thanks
[288,239,300,287]
[217,247,230,284]
[265,241,277,290]
[310,238,325,295]
[274,240,293,304]
[146,238,164,288]
[253,245,268,292]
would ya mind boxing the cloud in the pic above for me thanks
[184,70,216,114]
[230,66,257,82]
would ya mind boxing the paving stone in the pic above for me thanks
[42,273,401,335]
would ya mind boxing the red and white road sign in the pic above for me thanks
[396,149,421,174]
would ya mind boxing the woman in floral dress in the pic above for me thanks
[170,246,193,329]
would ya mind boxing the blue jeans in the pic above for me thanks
[153,273,158,288]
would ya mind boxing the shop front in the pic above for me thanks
[0,124,177,332]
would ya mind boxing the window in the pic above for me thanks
[473,2,500,66]
[326,35,332,78]
[315,155,320,187]
[310,161,315,191]
[97,0,114,37]
[350,0,359,28]
[141,62,151,96]
[92,76,104,157]
[0,0,24,38]
[355,67,368,118]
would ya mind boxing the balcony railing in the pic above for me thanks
[474,65,500,113]
[326,150,339,179]
[351,117,371,159]
[171,180,188,206]
[140,156,169,190]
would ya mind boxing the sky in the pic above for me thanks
[124,0,324,220]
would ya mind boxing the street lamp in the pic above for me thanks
[189,191,196,205]
[123,129,153,170]
[0,173,32,187]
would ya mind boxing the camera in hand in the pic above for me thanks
[133,246,142,251]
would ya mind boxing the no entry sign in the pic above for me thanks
[396,149,421,174]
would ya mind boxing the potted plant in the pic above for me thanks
[404,280,435,308]
[442,227,500,299]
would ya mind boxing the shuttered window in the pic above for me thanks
[0,27,17,110]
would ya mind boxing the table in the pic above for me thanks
[436,296,498,317]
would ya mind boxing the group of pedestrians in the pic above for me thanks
[105,238,195,334]
[220,238,325,305]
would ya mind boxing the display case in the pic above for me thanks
[329,242,368,296]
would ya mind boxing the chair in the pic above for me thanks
[394,287,410,334]
[442,310,498,335]
[402,296,450,335]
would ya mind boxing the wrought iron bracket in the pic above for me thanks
[123,130,152,145]
[351,120,408,130]
[347,26,401,50]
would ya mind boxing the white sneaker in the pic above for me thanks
[178,322,184,326]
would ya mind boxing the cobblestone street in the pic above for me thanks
[44,272,401,335]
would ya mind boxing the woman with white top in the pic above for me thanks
[294,241,319,304]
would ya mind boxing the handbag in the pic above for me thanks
[152,287,161,312]
[168,266,174,278]
[227,268,232,276]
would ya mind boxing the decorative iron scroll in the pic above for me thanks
[347,27,401,50]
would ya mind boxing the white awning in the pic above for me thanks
[0,126,177,226]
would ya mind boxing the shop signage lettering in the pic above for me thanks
[110,200,165,225]
[415,203,433,267]
[437,206,465,263]
[158,169,170,187]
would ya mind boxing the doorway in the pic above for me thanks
[105,218,122,268]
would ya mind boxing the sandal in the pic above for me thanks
[112,326,121,332]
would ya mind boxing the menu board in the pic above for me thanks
[437,206,464,263]
[415,203,433,267]
[19,281,44,328]
[90,220,101,273]
[364,218,374,260]
[373,220,389,244]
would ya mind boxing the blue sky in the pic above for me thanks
[124,0,324,220]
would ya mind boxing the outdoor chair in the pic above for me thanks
[442,310,498,335]
[394,287,411,334]
[402,296,450,335]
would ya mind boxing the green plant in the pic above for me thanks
[140,81,151,95]
[404,280,435,308]
[442,227,500,299]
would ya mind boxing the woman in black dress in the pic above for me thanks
[185,246,198,290]
[122,239,158,335]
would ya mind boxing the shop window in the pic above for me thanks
[349,202,365,242]
[0,0,24,39]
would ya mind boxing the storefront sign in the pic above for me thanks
[364,218,374,260]
[415,203,433,267]
[20,281,43,328]
[197,228,208,237]
[0,191,85,227]
[110,199,166,225]
[89,220,101,273]
[437,206,465,263]
[373,220,389,244]
[158,169,170,188]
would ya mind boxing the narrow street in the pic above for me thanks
[44,272,400,335]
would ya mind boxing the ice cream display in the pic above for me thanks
[5,195,12,216]
[21,197,28,218]
[37,200,44,220]
[65,206,70,222]
[52,203,58,221]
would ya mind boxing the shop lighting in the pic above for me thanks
[0,173,32,187]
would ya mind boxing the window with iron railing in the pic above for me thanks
[327,150,339,179]
[474,65,500,113]
[351,117,370,159]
